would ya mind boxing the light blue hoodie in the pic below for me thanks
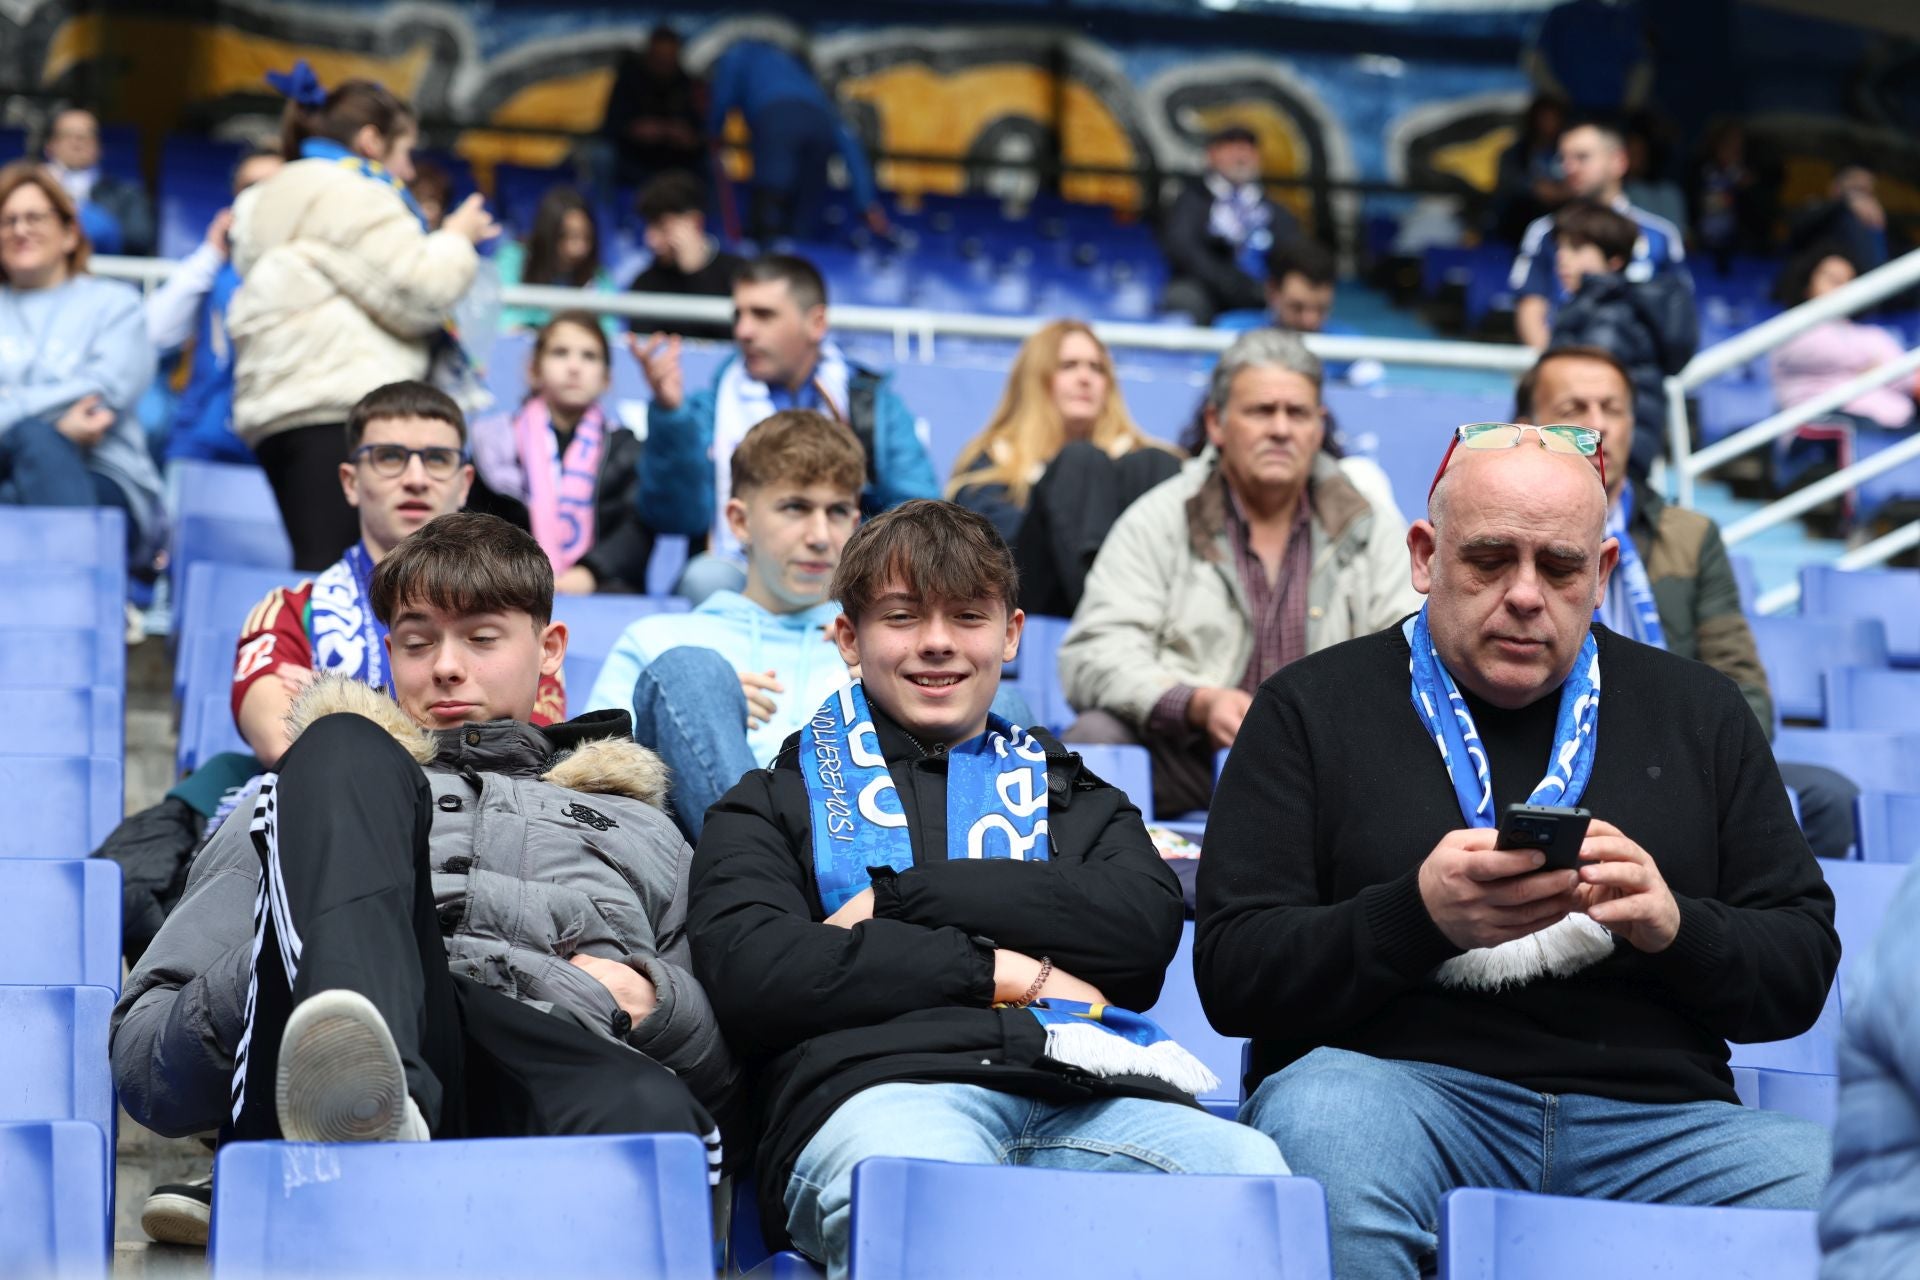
[584,589,847,766]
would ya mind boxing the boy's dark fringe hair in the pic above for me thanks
[832,500,1018,622]
[370,512,554,628]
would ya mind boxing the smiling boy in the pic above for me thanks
[688,499,1286,1280]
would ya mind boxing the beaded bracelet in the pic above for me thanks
[1012,956,1053,1008]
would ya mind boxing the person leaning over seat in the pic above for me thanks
[1197,419,1836,1279]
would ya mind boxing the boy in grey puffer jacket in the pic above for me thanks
[112,513,740,1164]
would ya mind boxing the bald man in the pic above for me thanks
[1195,429,1835,1279]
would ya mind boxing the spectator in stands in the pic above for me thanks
[1519,344,1858,858]
[114,512,738,1185]
[1058,330,1420,819]
[623,171,743,340]
[410,160,504,378]
[1820,859,1920,1276]
[231,64,498,571]
[1509,118,1685,350]
[1789,163,1891,274]
[688,499,1289,1280]
[146,145,283,467]
[1546,198,1697,479]
[1159,124,1298,325]
[1490,94,1570,246]
[467,312,652,594]
[0,161,163,568]
[585,410,862,837]
[1769,244,1914,433]
[1622,116,1687,238]
[948,320,1181,616]
[632,253,938,603]
[600,26,705,188]
[232,381,565,769]
[704,38,889,244]
[1201,418,1836,1280]
[41,106,154,256]
[1691,120,1776,270]
[497,186,614,333]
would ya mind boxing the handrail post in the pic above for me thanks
[1665,374,1692,508]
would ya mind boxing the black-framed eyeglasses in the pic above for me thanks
[350,443,468,479]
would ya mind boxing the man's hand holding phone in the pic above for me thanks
[1417,827,1581,951]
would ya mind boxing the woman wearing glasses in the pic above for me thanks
[0,161,163,569]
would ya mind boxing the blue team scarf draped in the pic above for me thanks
[1403,605,1615,988]
[299,137,431,230]
[799,682,1218,1096]
[307,544,389,692]
[1601,485,1667,650]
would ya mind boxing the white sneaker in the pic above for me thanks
[276,989,429,1143]
[141,1171,212,1246]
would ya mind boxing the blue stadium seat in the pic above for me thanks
[1014,614,1074,733]
[552,594,691,666]
[0,507,128,567]
[1142,922,1247,1120]
[180,691,249,777]
[0,1121,109,1280]
[173,562,302,699]
[0,986,116,1145]
[0,688,122,761]
[1728,554,1758,613]
[730,1179,826,1278]
[1067,744,1154,823]
[1436,1189,1818,1279]
[1727,977,1841,1129]
[168,461,291,612]
[1800,565,1920,666]
[1773,729,1920,795]
[0,859,121,991]
[1824,666,1920,732]
[492,163,570,236]
[0,567,123,636]
[1821,857,1905,997]
[848,1159,1332,1279]
[0,756,122,859]
[211,1133,713,1279]
[1854,790,1920,863]
[0,627,124,691]
[741,1256,826,1279]
[1730,1066,1837,1131]
[1326,388,1511,518]
[1750,616,1889,722]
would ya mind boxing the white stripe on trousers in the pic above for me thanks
[229,776,301,1124]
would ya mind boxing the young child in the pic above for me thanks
[468,311,652,594]
[1547,197,1698,480]
[688,499,1288,1280]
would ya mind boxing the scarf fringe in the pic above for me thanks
[1434,913,1616,991]
[1041,1022,1222,1097]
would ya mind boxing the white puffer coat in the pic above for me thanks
[227,157,476,444]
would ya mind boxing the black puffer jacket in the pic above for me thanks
[689,704,1186,1248]
[1549,269,1699,477]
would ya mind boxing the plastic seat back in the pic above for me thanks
[0,987,115,1142]
[1855,790,1920,863]
[0,860,122,992]
[1067,743,1154,824]
[1800,565,1920,666]
[0,1121,109,1280]
[1750,616,1889,722]
[0,687,122,760]
[1142,922,1250,1120]
[0,756,121,858]
[1773,729,1920,796]
[1825,666,1920,732]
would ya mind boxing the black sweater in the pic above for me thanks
[1195,623,1838,1106]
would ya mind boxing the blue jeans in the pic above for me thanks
[674,552,747,607]
[629,646,758,841]
[1241,1047,1831,1280]
[788,1081,1288,1280]
[0,416,97,508]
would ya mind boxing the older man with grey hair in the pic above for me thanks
[1059,328,1421,817]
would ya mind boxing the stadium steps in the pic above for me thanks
[1689,479,1849,605]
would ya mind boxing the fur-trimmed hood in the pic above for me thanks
[285,673,670,809]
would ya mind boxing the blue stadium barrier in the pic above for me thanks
[0,566,123,637]
[848,1159,1333,1279]
[0,986,116,1162]
[0,507,128,567]
[0,628,125,691]
[1067,743,1154,823]
[1749,615,1889,723]
[0,756,122,859]
[1773,729,1920,796]
[1800,565,1920,667]
[211,1133,714,1280]
[1142,922,1248,1121]
[0,1121,110,1280]
[0,859,122,992]
[1823,665,1920,732]
[1436,1189,1818,1279]
[1854,790,1920,863]
[0,687,123,761]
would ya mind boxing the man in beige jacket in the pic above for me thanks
[1060,329,1421,817]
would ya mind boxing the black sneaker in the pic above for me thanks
[141,1171,212,1247]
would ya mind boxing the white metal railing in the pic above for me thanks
[90,255,1537,373]
[1755,520,1920,615]
[1665,246,1920,510]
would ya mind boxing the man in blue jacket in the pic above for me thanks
[631,253,938,603]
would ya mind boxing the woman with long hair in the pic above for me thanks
[0,161,161,567]
[228,63,499,569]
[497,187,614,333]
[949,319,1181,615]
[467,311,651,594]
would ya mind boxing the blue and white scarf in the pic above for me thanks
[308,543,389,693]
[709,340,853,561]
[1600,484,1667,649]
[799,682,1218,1095]
[1404,606,1615,989]
[1204,173,1275,280]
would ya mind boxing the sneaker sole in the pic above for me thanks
[140,1195,210,1247]
[275,989,407,1144]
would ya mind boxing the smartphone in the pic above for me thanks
[1495,803,1592,872]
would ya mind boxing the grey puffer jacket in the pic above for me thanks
[110,675,740,1138]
